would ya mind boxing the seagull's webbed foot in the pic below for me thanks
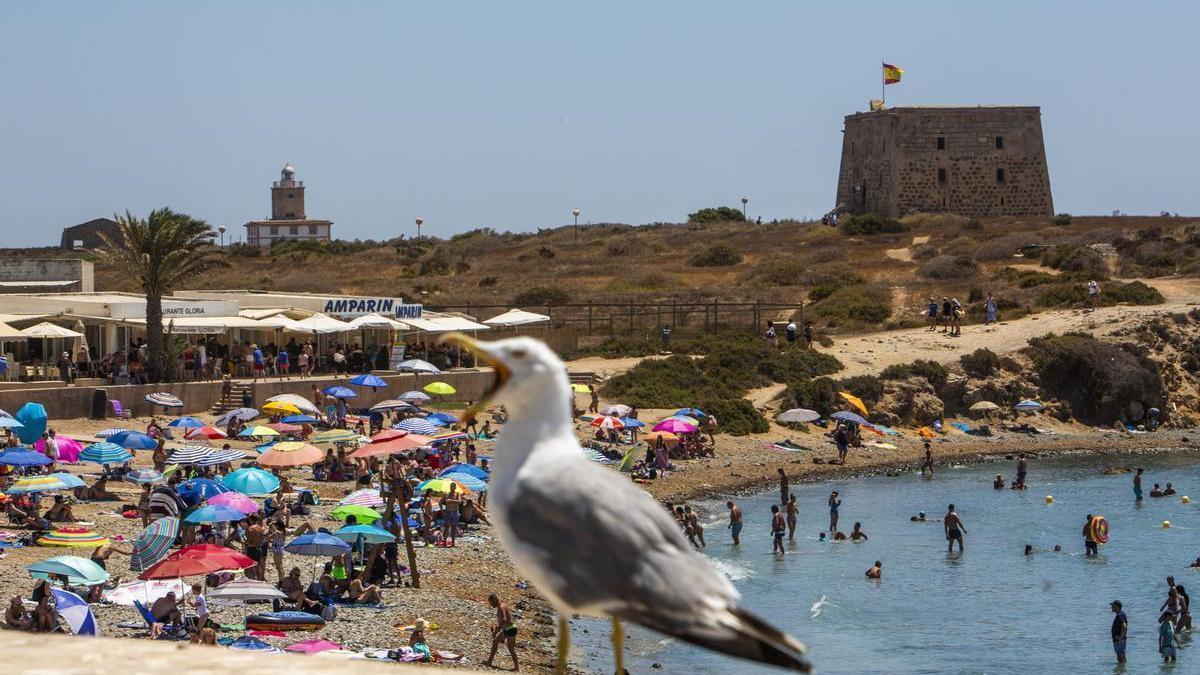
[555,616,570,675]
[612,616,625,675]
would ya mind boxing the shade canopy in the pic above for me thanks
[222,467,280,495]
[482,308,551,327]
[265,394,322,414]
[139,544,254,580]
[209,577,288,602]
[258,441,323,467]
[778,408,821,424]
[21,322,83,339]
[28,555,110,585]
[345,313,408,330]
[396,359,440,374]
[287,313,352,334]
[285,532,352,557]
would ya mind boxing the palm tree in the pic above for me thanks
[98,208,227,382]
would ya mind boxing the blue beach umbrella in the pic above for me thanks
[0,448,52,467]
[107,431,157,450]
[830,411,869,425]
[1014,399,1045,411]
[322,386,358,399]
[438,463,489,480]
[184,504,247,524]
[619,417,646,428]
[124,469,164,485]
[281,414,320,424]
[675,408,707,418]
[334,524,396,545]
[166,417,205,429]
[439,472,487,492]
[222,467,280,496]
[0,416,24,429]
[427,412,459,425]
[177,478,231,506]
[28,555,109,586]
[14,402,47,445]
[348,374,387,389]
[50,588,98,636]
[285,532,352,557]
[79,442,133,465]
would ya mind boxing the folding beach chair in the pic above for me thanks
[109,399,132,420]
[133,599,188,639]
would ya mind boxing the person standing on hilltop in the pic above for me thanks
[940,297,952,333]
[765,321,778,349]
[1088,279,1101,311]
[985,292,998,324]
[785,320,798,347]
[803,323,814,350]
[927,297,939,331]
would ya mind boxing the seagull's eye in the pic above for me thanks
[510,349,528,359]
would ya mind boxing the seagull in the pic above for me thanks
[442,334,810,673]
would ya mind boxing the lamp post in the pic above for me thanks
[572,208,581,242]
[415,217,423,240]
[218,225,226,247]
[741,197,749,221]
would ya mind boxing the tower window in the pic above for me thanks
[937,168,947,183]
[308,225,317,235]
[937,136,945,150]
[288,192,294,198]
[270,225,278,235]
[996,168,1006,183]
[289,225,298,235]
[995,136,1004,149]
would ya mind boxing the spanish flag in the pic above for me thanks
[883,62,903,85]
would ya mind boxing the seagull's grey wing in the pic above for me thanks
[506,455,810,671]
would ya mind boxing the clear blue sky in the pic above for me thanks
[1,1,1195,244]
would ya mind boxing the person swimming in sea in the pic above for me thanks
[1025,544,1034,556]
[993,474,1005,490]
[1134,468,1144,502]
[850,522,868,541]
[1164,483,1177,496]
[866,561,882,579]
[910,511,927,522]
[1150,483,1165,498]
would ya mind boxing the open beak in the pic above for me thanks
[439,333,510,423]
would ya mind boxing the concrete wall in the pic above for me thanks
[0,259,93,293]
[837,106,1054,219]
[0,369,496,422]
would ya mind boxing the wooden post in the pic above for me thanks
[587,302,594,335]
[608,314,615,339]
[671,299,678,329]
[712,301,718,329]
[656,304,662,331]
[628,303,635,335]
[753,302,760,331]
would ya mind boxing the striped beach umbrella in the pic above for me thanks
[398,390,431,404]
[439,471,487,492]
[221,468,279,496]
[7,475,74,494]
[50,588,98,637]
[309,429,359,445]
[394,418,438,436]
[145,392,183,408]
[130,517,180,572]
[124,468,164,485]
[94,428,130,439]
[208,577,287,602]
[590,415,625,429]
[37,528,110,548]
[339,489,384,507]
[80,442,133,465]
[169,445,246,467]
[237,426,280,439]
[369,400,416,413]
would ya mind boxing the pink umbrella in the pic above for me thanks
[589,416,625,430]
[36,436,84,463]
[186,426,227,440]
[206,492,259,515]
[286,639,344,654]
[653,418,697,434]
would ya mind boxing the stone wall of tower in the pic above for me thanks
[271,183,306,220]
[836,106,1053,220]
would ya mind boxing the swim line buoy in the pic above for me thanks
[1089,516,1109,544]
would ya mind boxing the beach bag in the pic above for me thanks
[320,603,337,622]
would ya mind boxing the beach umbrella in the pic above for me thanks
[215,408,259,426]
[423,382,456,396]
[333,524,395,544]
[261,401,303,416]
[839,391,869,416]
[129,517,180,572]
[139,544,254,580]
[107,431,157,450]
[591,415,625,429]
[322,386,358,400]
[79,442,133,465]
[209,577,288,603]
[37,528,109,547]
[222,467,280,495]
[169,445,245,466]
[45,472,86,489]
[349,434,432,459]
[618,417,646,428]
[329,504,382,523]
[281,414,321,424]
[286,639,344,654]
[166,416,204,429]
[369,400,416,413]
[675,408,707,418]
[348,374,387,389]
[238,425,281,438]
[830,411,869,426]
[422,416,448,428]
[145,392,183,408]
[35,436,83,463]
[207,491,259,515]
[670,415,700,427]
[415,478,471,496]
[397,359,440,374]
[428,412,459,425]
[399,390,432,404]
[570,384,592,393]
[177,478,231,506]
[7,475,73,494]
[0,448,52,467]
[94,427,130,439]
[1014,399,1045,411]
[394,418,438,435]
[285,533,351,557]
[265,394,321,414]
[440,472,488,492]
[28,555,109,586]
[969,401,1001,412]
[369,428,409,442]
[652,418,697,434]
[103,579,185,606]
[124,468,165,485]
[438,463,489,480]
[183,504,246,524]
[599,404,631,417]
[50,588,98,637]
[267,422,301,433]
[778,408,821,424]
[184,425,227,440]
[340,489,384,507]
[15,402,47,445]
[258,441,323,468]
[309,429,359,444]
[0,416,23,429]
[643,431,679,444]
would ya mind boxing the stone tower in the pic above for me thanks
[243,163,333,247]
[271,163,306,220]
[835,106,1053,219]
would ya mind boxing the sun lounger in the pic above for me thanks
[133,599,187,639]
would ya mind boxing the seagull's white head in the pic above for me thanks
[439,333,569,423]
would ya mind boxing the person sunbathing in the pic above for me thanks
[5,595,31,630]
[84,477,117,501]
[347,573,382,604]
[43,496,76,523]
[280,567,323,612]
[150,592,182,625]
[33,594,56,632]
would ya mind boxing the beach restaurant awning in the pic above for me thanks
[125,316,267,334]
[346,313,409,330]
[286,313,352,334]
[403,316,490,333]
[0,322,27,341]
[251,314,310,332]
[21,322,84,339]
[483,309,551,327]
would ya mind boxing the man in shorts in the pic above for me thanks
[944,504,966,553]
[770,505,786,555]
[726,500,743,546]
[485,593,519,671]
[1111,600,1127,664]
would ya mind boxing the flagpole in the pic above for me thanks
[881,62,885,106]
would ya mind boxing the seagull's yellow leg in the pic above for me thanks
[556,616,570,675]
[611,617,625,674]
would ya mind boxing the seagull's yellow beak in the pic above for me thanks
[439,332,510,423]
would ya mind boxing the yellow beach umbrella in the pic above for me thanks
[570,384,592,393]
[839,391,868,416]
[423,382,456,396]
[262,401,303,416]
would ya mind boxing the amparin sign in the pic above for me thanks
[321,297,423,319]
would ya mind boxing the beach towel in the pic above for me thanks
[950,422,971,432]
[767,440,811,452]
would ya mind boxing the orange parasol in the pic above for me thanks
[257,441,324,467]
[349,434,432,459]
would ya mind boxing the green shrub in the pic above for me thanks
[1107,281,1164,305]
[418,247,452,275]
[1042,245,1107,277]
[695,397,768,436]
[1036,283,1086,307]
[1025,333,1165,424]
[920,254,979,279]
[840,213,909,236]
[881,359,949,389]
[960,348,1000,378]
[689,242,743,267]
[478,276,497,288]
[808,284,892,327]
[227,243,262,257]
[512,286,570,306]
[973,233,1032,261]
[754,261,809,287]
[782,377,840,415]
[688,207,744,223]
[1053,213,1073,225]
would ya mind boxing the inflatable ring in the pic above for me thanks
[1090,516,1109,544]
[245,611,326,632]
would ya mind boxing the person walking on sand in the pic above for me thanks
[770,505,786,555]
[727,501,743,546]
[828,491,842,533]
[921,440,934,476]
[778,468,789,505]
[485,594,519,671]
[1134,468,1144,502]
[1111,600,1127,665]
[944,504,966,554]
[786,493,798,542]
[985,292,998,324]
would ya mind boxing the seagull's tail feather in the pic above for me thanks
[620,605,811,672]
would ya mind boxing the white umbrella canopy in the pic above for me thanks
[21,322,83,339]
[778,408,821,423]
[265,393,321,414]
[208,577,288,603]
[0,321,26,341]
[286,313,352,334]
[968,401,1001,412]
[483,309,551,327]
[346,313,409,330]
